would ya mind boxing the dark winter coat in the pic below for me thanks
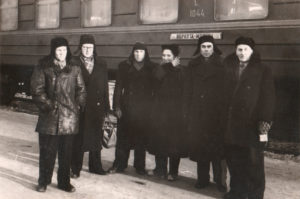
[113,59,156,147]
[148,63,188,157]
[223,52,275,147]
[31,57,86,135]
[184,54,225,161]
[72,56,110,151]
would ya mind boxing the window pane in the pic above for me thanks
[215,0,268,21]
[36,0,60,29]
[0,0,18,31]
[140,0,178,24]
[81,0,111,27]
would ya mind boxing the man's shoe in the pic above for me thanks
[36,184,47,192]
[223,192,233,199]
[195,181,209,189]
[146,169,155,176]
[217,183,228,193]
[108,167,117,174]
[70,171,80,179]
[147,169,166,178]
[58,184,76,193]
[90,168,107,175]
[108,166,124,174]
[167,174,178,181]
[136,169,146,175]
[223,191,247,199]
[71,174,79,179]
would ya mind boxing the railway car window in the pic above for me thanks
[36,0,60,29]
[0,0,18,31]
[139,0,178,24]
[81,0,111,27]
[215,0,268,21]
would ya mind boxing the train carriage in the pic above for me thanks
[0,0,299,144]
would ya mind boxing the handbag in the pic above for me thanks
[102,113,117,148]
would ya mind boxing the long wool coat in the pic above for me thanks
[31,57,86,135]
[184,54,225,161]
[113,59,156,147]
[223,53,275,147]
[72,56,110,151]
[148,63,188,157]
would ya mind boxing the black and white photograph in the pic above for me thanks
[0,0,300,198]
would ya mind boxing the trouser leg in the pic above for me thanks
[71,132,84,175]
[112,147,119,168]
[38,134,58,186]
[112,132,122,168]
[57,135,73,187]
[89,150,103,171]
[154,155,167,175]
[197,159,210,184]
[225,145,248,198]
[134,142,146,171]
[117,141,130,171]
[212,158,227,187]
[248,147,265,199]
[169,157,180,176]
[113,123,130,170]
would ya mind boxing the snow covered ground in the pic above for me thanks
[0,108,299,199]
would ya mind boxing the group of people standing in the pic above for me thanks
[30,34,275,199]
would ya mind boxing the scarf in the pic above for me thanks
[53,59,66,69]
[133,61,144,71]
[80,55,94,74]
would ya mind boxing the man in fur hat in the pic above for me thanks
[108,42,156,175]
[184,35,227,192]
[70,34,110,178]
[223,37,275,199]
[31,37,86,193]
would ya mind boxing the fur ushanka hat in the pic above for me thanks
[50,37,71,61]
[193,35,222,56]
[235,36,255,50]
[161,44,180,57]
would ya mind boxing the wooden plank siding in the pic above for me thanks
[1,27,300,69]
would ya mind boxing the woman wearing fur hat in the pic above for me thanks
[223,37,275,199]
[70,34,110,178]
[31,37,86,193]
[108,42,156,175]
[147,44,188,181]
[184,35,227,191]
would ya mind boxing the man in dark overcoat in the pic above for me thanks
[108,42,156,175]
[31,37,86,192]
[223,37,275,199]
[71,34,110,178]
[184,35,227,191]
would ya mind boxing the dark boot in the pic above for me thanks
[58,183,76,193]
[36,184,47,192]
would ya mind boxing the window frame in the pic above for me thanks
[138,0,179,24]
[80,0,112,27]
[35,0,61,30]
[0,0,19,31]
[214,0,269,21]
